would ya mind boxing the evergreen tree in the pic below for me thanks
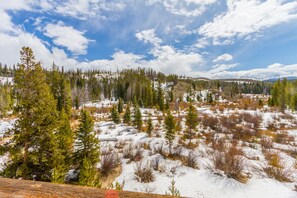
[57,109,74,166]
[0,85,12,118]
[110,105,120,124]
[123,103,131,125]
[165,110,176,155]
[118,98,123,114]
[157,83,164,111]
[146,82,153,107]
[147,116,153,136]
[74,110,100,169]
[134,106,142,131]
[292,93,297,111]
[185,104,198,142]
[75,96,79,110]
[78,157,101,187]
[2,47,58,181]
[166,179,180,197]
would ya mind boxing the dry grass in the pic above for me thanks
[258,150,294,182]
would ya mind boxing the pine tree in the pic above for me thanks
[185,104,198,142]
[123,103,131,125]
[291,93,297,111]
[52,149,67,184]
[2,47,58,181]
[118,98,123,114]
[57,109,74,166]
[78,157,101,187]
[75,96,79,110]
[134,106,142,131]
[146,83,153,107]
[110,105,120,124]
[147,116,153,136]
[74,110,100,169]
[165,179,180,197]
[165,110,176,155]
[157,83,164,111]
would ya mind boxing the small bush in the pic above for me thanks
[123,143,143,162]
[209,146,248,183]
[153,143,167,157]
[100,153,120,176]
[232,126,256,141]
[220,115,238,129]
[202,114,219,130]
[185,151,198,169]
[151,157,161,172]
[211,137,226,152]
[275,131,294,144]
[170,145,183,158]
[134,161,154,183]
[258,151,293,182]
[260,137,273,149]
[262,166,293,182]
[240,112,262,129]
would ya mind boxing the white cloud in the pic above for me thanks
[53,0,126,20]
[44,22,92,55]
[146,0,216,17]
[136,29,162,46]
[211,63,297,80]
[213,53,233,62]
[199,0,297,43]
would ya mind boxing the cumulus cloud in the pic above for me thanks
[44,22,92,55]
[199,0,297,44]
[211,63,297,80]
[146,0,216,17]
[213,53,233,62]
[136,29,162,46]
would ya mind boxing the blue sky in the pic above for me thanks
[0,0,297,79]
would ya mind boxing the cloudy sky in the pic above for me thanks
[0,0,297,79]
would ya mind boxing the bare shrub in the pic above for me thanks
[232,126,256,141]
[123,143,143,162]
[211,137,226,152]
[260,137,273,149]
[220,115,238,129]
[153,143,167,157]
[134,161,154,183]
[202,114,219,130]
[240,112,262,129]
[171,145,183,158]
[209,146,248,183]
[100,153,120,176]
[151,157,161,171]
[257,150,293,182]
[261,165,293,182]
[267,122,277,131]
[185,151,198,169]
[275,131,294,144]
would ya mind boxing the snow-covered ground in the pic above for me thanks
[92,105,297,197]
[1,97,297,197]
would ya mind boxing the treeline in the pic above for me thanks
[268,79,297,111]
[67,68,173,111]
[0,63,14,77]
